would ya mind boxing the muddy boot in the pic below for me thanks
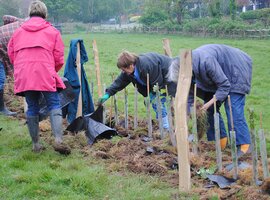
[27,116,44,152]
[0,89,17,116]
[50,109,71,155]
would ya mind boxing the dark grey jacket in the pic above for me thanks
[191,44,252,102]
[106,52,177,97]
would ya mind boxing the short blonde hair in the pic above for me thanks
[28,0,48,19]
[117,51,138,69]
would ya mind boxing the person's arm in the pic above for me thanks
[105,72,131,96]
[7,38,14,64]
[2,15,19,25]
[53,32,65,72]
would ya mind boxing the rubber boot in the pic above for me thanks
[0,89,17,116]
[27,115,44,152]
[50,108,71,155]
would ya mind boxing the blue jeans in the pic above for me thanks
[150,92,167,118]
[0,62,5,90]
[202,91,251,146]
[25,91,61,117]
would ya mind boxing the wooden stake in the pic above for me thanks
[165,85,176,147]
[92,40,102,98]
[91,81,94,105]
[175,50,192,191]
[76,43,82,118]
[258,112,269,179]
[124,88,128,130]
[134,84,138,129]
[147,73,152,138]
[162,38,172,57]
[249,108,259,185]
[214,95,222,172]
[113,94,118,126]
[109,74,114,127]
[192,84,198,155]
[258,129,269,179]
[228,95,238,179]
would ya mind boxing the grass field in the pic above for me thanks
[62,33,270,133]
[0,33,269,199]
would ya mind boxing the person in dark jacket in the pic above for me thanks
[167,44,252,156]
[98,50,177,129]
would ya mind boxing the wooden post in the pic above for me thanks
[258,113,269,179]
[162,38,172,57]
[114,94,118,126]
[76,43,82,118]
[175,50,192,191]
[147,73,153,138]
[134,84,138,129]
[228,95,238,179]
[124,88,128,130]
[165,85,176,147]
[214,95,222,172]
[192,84,198,155]
[249,108,259,185]
[91,81,94,105]
[92,40,102,98]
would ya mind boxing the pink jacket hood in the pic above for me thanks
[21,17,50,32]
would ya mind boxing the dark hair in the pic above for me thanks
[117,51,138,69]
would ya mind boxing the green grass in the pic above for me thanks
[0,116,178,199]
[62,33,270,132]
[1,33,269,199]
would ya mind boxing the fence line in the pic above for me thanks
[60,23,270,39]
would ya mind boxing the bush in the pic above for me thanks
[240,8,270,27]
[139,10,168,26]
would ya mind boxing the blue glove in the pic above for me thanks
[98,93,110,105]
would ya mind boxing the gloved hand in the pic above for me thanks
[98,93,110,105]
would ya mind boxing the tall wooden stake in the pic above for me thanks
[175,50,192,191]
[92,40,102,98]
[249,108,259,185]
[76,43,82,118]
[124,88,128,130]
[165,85,176,147]
[162,38,172,57]
[147,73,153,138]
[258,113,269,179]
[113,94,118,126]
[228,95,238,179]
[192,84,198,155]
[214,95,222,172]
[134,84,138,129]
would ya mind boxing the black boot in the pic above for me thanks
[0,89,17,116]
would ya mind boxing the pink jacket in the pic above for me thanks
[8,17,65,95]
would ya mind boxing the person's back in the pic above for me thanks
[192,44,252,99]
[7,0,69,154]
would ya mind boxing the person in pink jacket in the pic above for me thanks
[8,0,69,154]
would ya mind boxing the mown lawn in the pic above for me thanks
[0,33,269,199]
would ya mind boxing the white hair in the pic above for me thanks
[166,58,180,83]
